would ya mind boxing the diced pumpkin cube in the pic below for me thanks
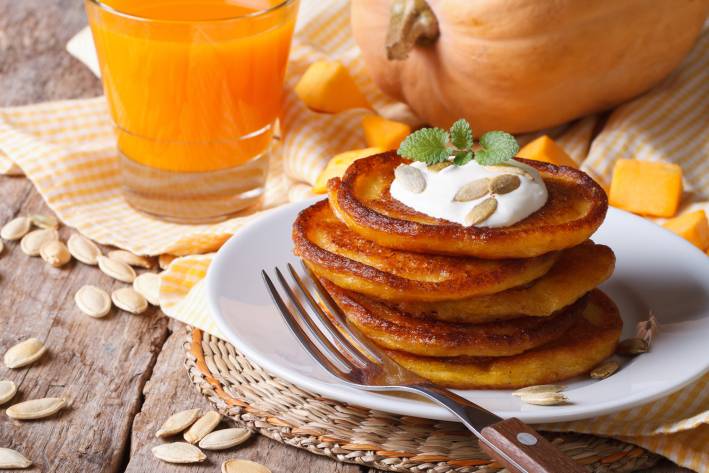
[609,159,683,217]
[517,135,578,168]
[662,210,709,250]
[295,61,369,113]
[361,115,412,150]
[313,147,385,194]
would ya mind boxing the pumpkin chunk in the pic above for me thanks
[313,147,384,194]
[517,135,578,168]
[609,159,683,217]
[662,210,709,250]
[361,115,412,150]
[295,61,369,113]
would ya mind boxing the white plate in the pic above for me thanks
[206,197,709,424]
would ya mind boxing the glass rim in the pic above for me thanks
[86,0,296,24]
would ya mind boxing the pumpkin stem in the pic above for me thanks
[386,0,440,60]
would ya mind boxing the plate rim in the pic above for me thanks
[206,197,709,424]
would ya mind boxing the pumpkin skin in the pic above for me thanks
[351,0,708,133]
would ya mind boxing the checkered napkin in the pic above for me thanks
[0,1,707,470]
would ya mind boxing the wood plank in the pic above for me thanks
[125,323,363,473]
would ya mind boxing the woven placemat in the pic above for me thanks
[184,328,660,472]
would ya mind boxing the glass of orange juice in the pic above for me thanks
[85,0,299,222]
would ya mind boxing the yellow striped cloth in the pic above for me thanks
[0,1,707,470]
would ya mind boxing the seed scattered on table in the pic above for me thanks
[183,411,222,444]
[75,285,112,318]
[0,379,17,405]
[590,361,620,379]
[616,337,649,356]
[152,442,206,464]
[156,408,201,438]
[199,428,252,450]
[67,234,101,265]
[98,255,136,283]
[134,272,161,306]
[108,250,152,269]
[1,216,31,240]
[222,459,272,473]
[29,214,58,230]
[3,337,47,369]
[6,397,66,420]
[0,447,32,469]
[40,240,71,267]
[111,287,148,315]
[20,228,58,256]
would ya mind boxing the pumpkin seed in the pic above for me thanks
[453,178,490,202]
[40,240,71,267]
[6,397,66,420]
[222,459,272,473]
[111,287,148,315]
[0,379,17,405]
[489,174,521,194]
[616,337,649,356]
[98,255,136,283]
[199,428,252,450]
[159,254,176,270]
[485,164,534,180]
[1,217,31,241]
[151,442,206,464]
[590,361,620,379]
[517,392,568,406]
[464,197,497,226]
[512,384,565,397]
[4,338,47,369]
[394,165,426,193]
[20,228,58,256]
[156,408,201,438]
[67,234,101,265]
[133,273,160,306]
[75,285,111,318]
[636,312,657,345]
[108,250,152,269]
[29,214,58,230]
[183,411,221,444]
[428,161,452,172]
[0,447,32,469]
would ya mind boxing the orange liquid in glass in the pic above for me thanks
[88,0,296,172]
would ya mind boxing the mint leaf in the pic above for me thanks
[475,131,519,165]
[397,127,450,164]
[453,151,473,166]
[449,119,473,150]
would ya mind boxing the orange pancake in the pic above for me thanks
[386,290,622,389]
[393,242,615,323]
[328,153,608,259]
[293,200,559,302]
[321,279,584,358]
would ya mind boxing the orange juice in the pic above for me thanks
[87,0,297,173]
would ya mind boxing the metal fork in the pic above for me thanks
[262,264,586,473]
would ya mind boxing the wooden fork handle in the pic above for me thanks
[479,417,586,473]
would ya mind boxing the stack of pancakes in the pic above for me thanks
[293,152,622,389]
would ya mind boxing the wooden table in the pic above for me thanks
[0,1,691,472]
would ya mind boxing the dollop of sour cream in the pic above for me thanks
[389,159,548,228]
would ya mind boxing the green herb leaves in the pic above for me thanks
[397,119,518,167]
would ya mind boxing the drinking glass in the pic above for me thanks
[85,0,299,222]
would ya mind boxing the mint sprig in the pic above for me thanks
[396,119,518,167]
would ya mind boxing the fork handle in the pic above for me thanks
[411,385,585,473]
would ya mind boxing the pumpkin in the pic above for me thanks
[351,0,708,133]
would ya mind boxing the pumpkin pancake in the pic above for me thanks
[328,152,608,259]
[321,279,583,358]
[393,242,615,323]
[386,290,622,389]
[293,200,559,302]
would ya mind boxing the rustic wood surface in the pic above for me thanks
[0,0,693,472]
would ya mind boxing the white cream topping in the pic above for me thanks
[389,159,548,228]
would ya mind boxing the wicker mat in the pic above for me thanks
[184,328,660,472]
